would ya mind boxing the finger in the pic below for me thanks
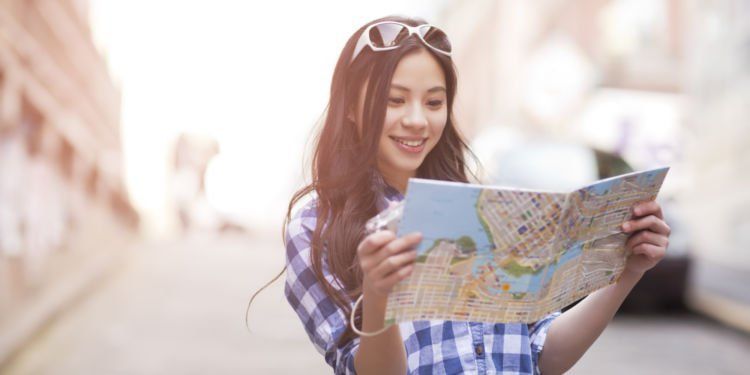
[374,263,414,292]
[625,230,669,250]
[371,249,418,280]
[632,200,663,220]
[622,215,671,235]
[364,232,422,270]
[631,243,666,260]
[357,230,396,258]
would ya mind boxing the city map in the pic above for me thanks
[367,167,670,324]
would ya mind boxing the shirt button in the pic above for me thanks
[475,344,484,356]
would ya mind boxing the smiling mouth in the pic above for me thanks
[389,136,426,147]
[389,136,427,153]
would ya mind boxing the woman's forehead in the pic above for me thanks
[390,50,446,93]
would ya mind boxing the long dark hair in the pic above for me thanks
[248,15,478,348]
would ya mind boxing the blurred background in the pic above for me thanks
[0,0,749,374]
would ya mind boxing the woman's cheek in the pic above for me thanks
[383,107,405,129]
[429,112,448,137]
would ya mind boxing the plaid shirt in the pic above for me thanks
[284,185,560,375]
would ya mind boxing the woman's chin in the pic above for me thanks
[378,156,426,179]
[395,162,422,177]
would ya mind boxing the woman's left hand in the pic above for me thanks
[622,200,671,276]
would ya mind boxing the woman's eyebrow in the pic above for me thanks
[391,84,447,93]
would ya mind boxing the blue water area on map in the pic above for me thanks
[484,241,584,294]
[400,180,493,256]
[586,178,618,195]
[637,169,667,185]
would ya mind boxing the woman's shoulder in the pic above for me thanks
[286,192,319,239]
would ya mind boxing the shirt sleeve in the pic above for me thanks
[528,311,560,375]
[284,201,360,374]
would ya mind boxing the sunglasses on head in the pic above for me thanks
[350,21,452,63]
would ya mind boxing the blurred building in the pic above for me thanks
[439,0,750,332]
[681,0,750,333]
[0,0,137,365]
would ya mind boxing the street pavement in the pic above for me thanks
[3,233,749,374]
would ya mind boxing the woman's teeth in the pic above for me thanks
[392,137,425,147]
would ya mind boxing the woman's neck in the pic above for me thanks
[379,168,413,195]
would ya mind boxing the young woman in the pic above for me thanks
[279,16,671,374]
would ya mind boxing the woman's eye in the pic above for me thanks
[427,100,443,107]
[388,97,405,105]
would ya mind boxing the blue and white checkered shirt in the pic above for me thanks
[284,185,560,374]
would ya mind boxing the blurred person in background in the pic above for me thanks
[170,133,220,233]
[253,15,672,375]
[22,122,67,283]
[0,125,25,258]
[170,133,247,235]
[0,114,68,284]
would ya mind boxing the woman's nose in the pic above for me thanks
[402,104,428,128]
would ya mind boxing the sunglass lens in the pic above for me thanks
[419,25,452,54]
[369,23,409,49]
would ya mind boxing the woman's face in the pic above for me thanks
[356,48,448,184]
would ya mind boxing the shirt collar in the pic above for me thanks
[383,182,404,202]
[374,176,405,213]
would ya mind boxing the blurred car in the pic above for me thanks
[474,135,690,313]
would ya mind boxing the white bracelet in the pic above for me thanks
[350,294,393,337]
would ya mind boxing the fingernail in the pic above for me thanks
[622,222,630,231]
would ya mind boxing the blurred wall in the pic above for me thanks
[0,0,137,365]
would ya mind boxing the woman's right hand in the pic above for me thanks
[357,230,422,297]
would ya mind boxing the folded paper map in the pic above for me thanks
[366,167,670,324]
